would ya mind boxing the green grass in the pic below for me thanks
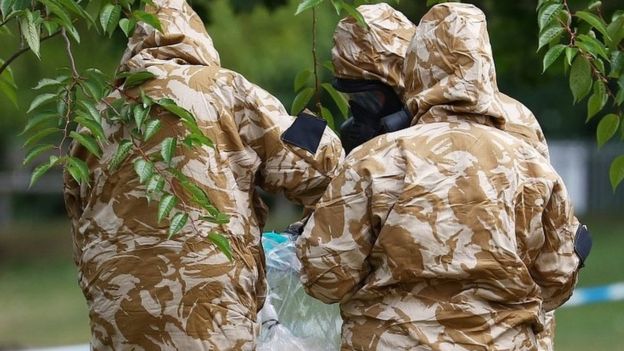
[0,217,622,349]
[0,221,89,348]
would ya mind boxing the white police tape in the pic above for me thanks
[563,282,624,308]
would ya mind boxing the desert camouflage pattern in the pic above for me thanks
[332,3,417,97]
[63,0,343,349]
[298,3,579,350]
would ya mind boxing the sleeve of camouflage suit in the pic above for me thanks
[532,180,581,311]
[295,161,379,303]
[227,75,345,208]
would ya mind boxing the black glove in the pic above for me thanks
[574,224,592,268]
[284,220,305,237]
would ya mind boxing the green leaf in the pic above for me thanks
[23,144,54,165]
[67,156,89,185]
[168,212,188,238]
[576,10,610,39]
[132,10,162,32]
[320,106,336,132]
[1,0,15,17]
[27,93,57,113]
[538,4,563,31]
[29,157,57,188]
[63,22,81,43]
[121,70,156,89]
[133,104,149,129]
[143,119,161,141]
[569,55,593,103]
[202,213,230,225]
[587,81,608,121]
[79,100,101,124]
[295,0,323,15]
[10,0,27,11]
[291,87,314,115]
[610,155,624,191]
[75,115,106,141]
[576,34,609,60]
[100,4,121,37]
[24,127,58,148]
[185,183,211,208]
[32,78,62,90]
[322,83,349,118]
[426,0,446,6]
[542,44,566,72]
[118,18,136,37]
[158,193,177,223]
[565,46,578,65]
[160,137,176,165]
[610,51,624,78]
[109,139,133,170]
[40,0,73,27]
[70,131,102,158]
[0,66,18,108]
[19,10,41,59]
[323,60,335,74]
[156,98,194,121]
[146,174,165,195]
[329,0,342,15]
[57,0,91,24]
[81,79,103,100]
[607,16,624,50]
[341,2,367,28]
[183,134,214,149]
[294,69,312,93]
[597,113,620,148]
[133,158,154,184]
[538,25,565,51]
[207,232,233,261]
[20,112,58,136]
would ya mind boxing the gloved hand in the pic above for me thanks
[283,221,305,237]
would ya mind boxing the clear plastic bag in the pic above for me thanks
[258,232,342,351]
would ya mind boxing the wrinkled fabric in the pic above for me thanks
[63,0,343,349]
[298,3,579,350]
[332,3,417,97]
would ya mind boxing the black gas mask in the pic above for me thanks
[334,78,411,154]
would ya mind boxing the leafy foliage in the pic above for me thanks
[1,0,232,259]
[537,0,624,190]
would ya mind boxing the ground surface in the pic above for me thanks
[0,218,622,350]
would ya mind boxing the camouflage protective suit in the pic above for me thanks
[63,0,343,349]
[297,3,581,350]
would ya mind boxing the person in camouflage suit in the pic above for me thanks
[63,0,343,349]
[297,3,590,350]
[331,4,558,350]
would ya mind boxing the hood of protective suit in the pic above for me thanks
[332,3,416,96]
[119,0,220,73]
[403,3,506,127]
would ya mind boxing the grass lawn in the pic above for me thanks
[0,216,622,349]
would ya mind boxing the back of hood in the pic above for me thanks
[403,3,505,127]
[332,3,416,97]
[119,0,220,73]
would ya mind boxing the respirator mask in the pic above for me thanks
[334,78,411,154]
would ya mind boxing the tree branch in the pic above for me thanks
[62,28,79,78]
[312,7,321,114]
[0,30,61,76]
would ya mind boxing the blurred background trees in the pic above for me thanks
[0,0,623,349]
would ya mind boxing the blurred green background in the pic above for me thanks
[0,0,623,350]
